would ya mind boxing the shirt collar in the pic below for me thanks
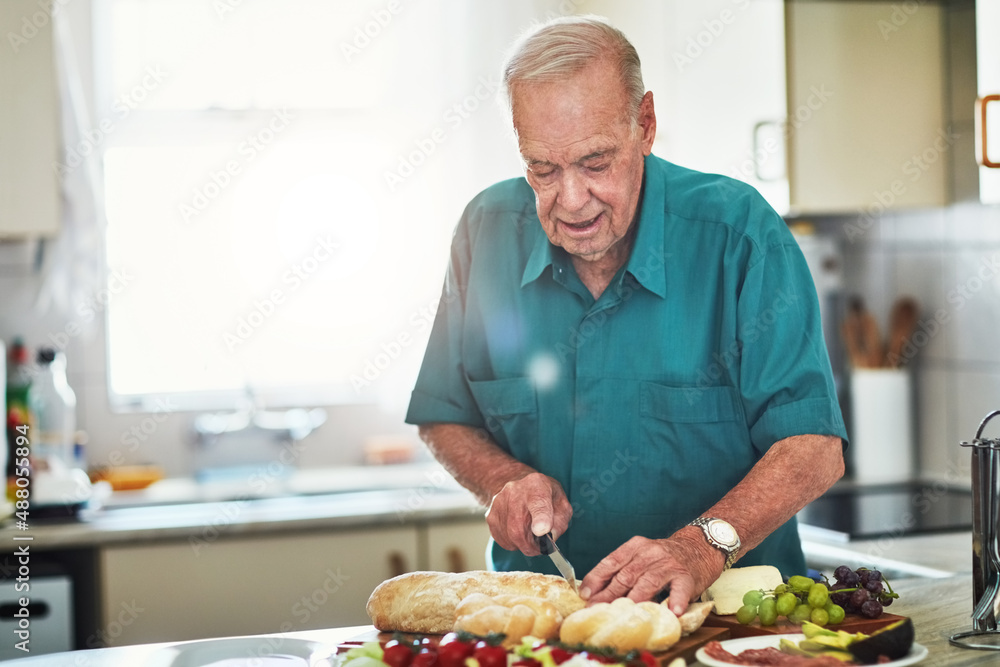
[520,154,667,297]
[623,154,667,298]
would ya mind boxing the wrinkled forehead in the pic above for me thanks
[510,63,634,148]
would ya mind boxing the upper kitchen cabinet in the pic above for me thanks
[978,0,1000,204]
[594,0,948,216]
[0,0,61,238]
[785,1,947,214]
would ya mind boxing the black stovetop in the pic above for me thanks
[796,481,973,540]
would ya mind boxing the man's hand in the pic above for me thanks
[485,472,573,556]
[579,529,724,616]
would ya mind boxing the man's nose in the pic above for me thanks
[556,169,589,212]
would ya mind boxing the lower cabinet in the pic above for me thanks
[97,518,493,647]
[423,519,492,573]
[99,526,420,647]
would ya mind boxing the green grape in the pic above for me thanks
[775,591,798,617]
[810,607,829,626]
[826,602,846,624]
[788,575,815,594]
[773,583,789,596]
[742,590,764,607]
[788,603,812,625]
[807,583,830,609]
[758,597,778,626]
[736,604,758,625]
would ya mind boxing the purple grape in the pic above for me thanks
[858,570,871,586]
[860,599,883,619]
[865,569,883,583]
[880,595,894,607]
[834,565,853,582]
[865,580,884,595]
[840,570,860,587]
[850,588,871,609]
[829,583,852,606]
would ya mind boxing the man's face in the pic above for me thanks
[512,59,656,265]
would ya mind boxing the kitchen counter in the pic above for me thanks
[0,463,486,550]
[0,576,990,666]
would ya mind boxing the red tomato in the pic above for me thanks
[383,644,414,667]
[549,649,573,665]
[473,645,507,667]
[412,648,438,667]
[637,651,657,667]
[437,639,474,667]
[512,659,541,667]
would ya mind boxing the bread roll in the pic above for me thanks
[677,601,713,636]
[560,598,680,653]
[366,570,585,634]
[454,593,562,646]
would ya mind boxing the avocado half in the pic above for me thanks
[847,618,915,664]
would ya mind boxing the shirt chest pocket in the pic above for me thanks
[467,377,538,464]
[636,382,754,496]
[640,382,742,424]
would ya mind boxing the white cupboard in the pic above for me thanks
[424,519,493,573]
[100,527,421,647]
[98,518,493,647]
[594,0,948,216]
[0,0,61,238]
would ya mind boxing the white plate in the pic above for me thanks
[148,637,337,667]
[694,633,928,666]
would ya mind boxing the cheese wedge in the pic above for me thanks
[701,565,784,615]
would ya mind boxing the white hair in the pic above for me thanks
[499,15,645,121]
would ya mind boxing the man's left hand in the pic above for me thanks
[578,530,723,616]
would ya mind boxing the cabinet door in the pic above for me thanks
[786,1,947,213]
[591,0,789,214]
[978,0,1000,204]
[99,527,419,647]
[424,518,492,572]
[0,0,60,238]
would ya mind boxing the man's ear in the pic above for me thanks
[638,91,656,155]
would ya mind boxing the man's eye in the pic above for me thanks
[586,164,609,173]
[533,169,556,179]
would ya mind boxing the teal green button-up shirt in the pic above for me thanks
[406,154,847,579]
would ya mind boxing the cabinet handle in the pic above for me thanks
[446,547,466,573]
[387,551,408,577]
[977,94,1000,169]
[752,120,787,181]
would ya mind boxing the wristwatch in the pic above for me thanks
[688,517,741,570]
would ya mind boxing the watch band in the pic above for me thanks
[689,517,741,569]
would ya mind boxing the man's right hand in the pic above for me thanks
[485,472,573,556]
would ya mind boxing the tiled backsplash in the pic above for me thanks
[812,201,1000,489]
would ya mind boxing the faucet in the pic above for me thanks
[951,410,1000,650]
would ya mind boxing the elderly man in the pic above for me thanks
[405,16,846,615]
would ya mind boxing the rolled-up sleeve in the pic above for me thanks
[405,214,484,429]
[737,239,848,453]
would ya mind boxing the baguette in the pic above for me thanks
[367,570,585,634]
[454,593,562,646]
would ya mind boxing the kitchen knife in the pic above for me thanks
[537,532,578,593]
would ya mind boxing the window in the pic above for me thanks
[97,0,537,411]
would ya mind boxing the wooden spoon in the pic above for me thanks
[885,297,919,367]
[842,296,883,368]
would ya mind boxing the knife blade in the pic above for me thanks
[537,532,578,593]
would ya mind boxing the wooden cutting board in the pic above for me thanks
[337,626,731,666]
[701,611,906,639]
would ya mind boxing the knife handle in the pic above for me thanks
[536,533,556,555]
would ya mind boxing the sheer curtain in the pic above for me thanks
[91,0,578,413]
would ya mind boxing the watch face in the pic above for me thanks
[709,520,737,546]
